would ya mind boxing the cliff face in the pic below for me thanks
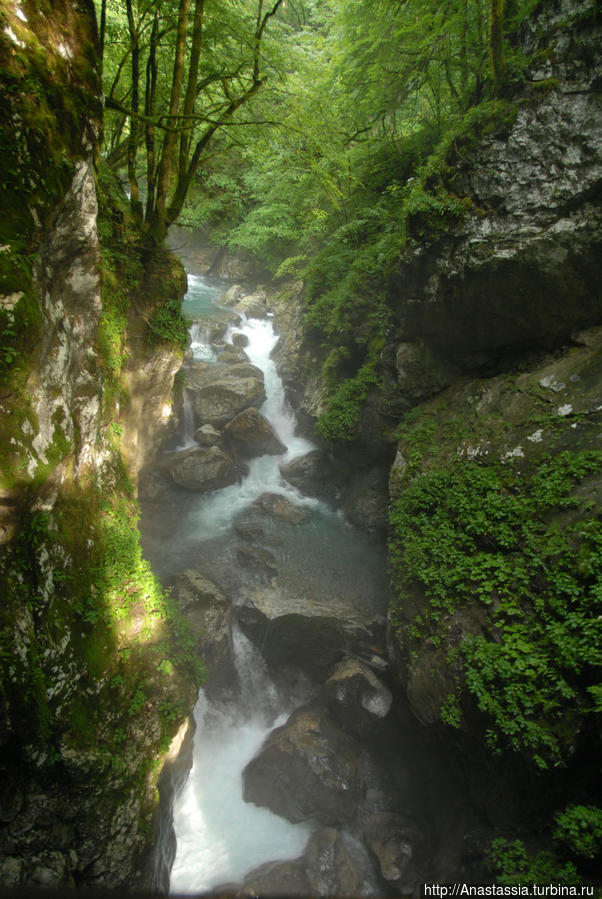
[271,0,601,874]
[0,1,199,888]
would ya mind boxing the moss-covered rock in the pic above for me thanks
[388,330,602,770]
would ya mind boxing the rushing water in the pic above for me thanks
[140,273,389,894]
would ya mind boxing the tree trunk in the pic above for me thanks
[490,0,506,96]
[126,0,143,223]
[151,0,191,242]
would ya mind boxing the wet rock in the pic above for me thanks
[234,521,268,543]
[168,446,237,491]
[363,813,425,894]
[253,492,311,524]
[237,587,377,675]
[238,827,365,898]
[237,290,269,319]
[323,658,393,736]
[169,570,231,671]
[279,450,346,500]
[232,332,249,348]
[218,346,249,364]
[243,703,364,825]
[185,361,266,427]
[137,469,169,501]
[220,284,246,306]
[195,423,222,446]
[342,464,390,532]
[224,408,286,459]
[236,545,278,576]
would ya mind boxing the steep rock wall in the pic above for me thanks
[0,1,200,888]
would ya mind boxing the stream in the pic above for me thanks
[140,273,392,895]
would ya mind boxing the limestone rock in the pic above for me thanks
[168,445,237,491]
[239,828,365,898]
[236,545,278,576]
[279,450,346,500]
[236,586,375,674]
[253,492,311,524]
[363,813,425,894]
[224,408,286,459]
[218,346,249,364]
[185,361,265,427]
[169,570,231,671]
[342,464,390,532]
[195,423,222,446]
[323,658,392,736]
[232,332,249,348]
[243,703,364,825]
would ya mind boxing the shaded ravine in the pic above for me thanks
[140,273,391,894]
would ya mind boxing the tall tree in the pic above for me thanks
[100,0,285,243]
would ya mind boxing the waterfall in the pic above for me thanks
[167,280,316,895]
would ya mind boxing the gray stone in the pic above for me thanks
[224,408,286,459]
[168,445,237,491]
[237,586,375,674]
[232,332,249,348]
[243,703,364,825]
[279,450,346,500]
[170,570,231,670]
[364,813,425,894]
[195,423,222,446]
[253,492,311,524]
[185,361,266,427]
[323,658,393,735]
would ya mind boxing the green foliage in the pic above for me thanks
[489,838,579,886]
[315,361,380,440]
[389,450,602,768]
[553,805,602,861]
[146,298,189,349]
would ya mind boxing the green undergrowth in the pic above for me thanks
[490,803,602,885]
[389,445,602,769]
[304,99,518,442]
[0,455,205,766]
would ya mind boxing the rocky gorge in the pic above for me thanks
[0,0,601,892]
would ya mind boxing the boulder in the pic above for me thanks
[218,346,249,364]
[224,408,286,459]
[243,703,364,825]
[253,492,311,524]
[236,545,278,577]
[168,446,237,491]
[220,284,247,306]
[185,361,266,427]
[236,586,375,674]
[169,570,231,671]
[234,521,283,546]
[239,828,365,898]
[323,658,393,736]
[237,291,268,319]
[342,464,390,532]
[232,332,249,348]
[279,450,346,500]
[363,813,425,894]
[194,423,222,447]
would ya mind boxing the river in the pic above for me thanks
[140,272,391,895]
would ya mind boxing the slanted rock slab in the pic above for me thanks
[243,703,364,825]
[224,408,286,459]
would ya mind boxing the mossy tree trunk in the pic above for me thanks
[490,0,506,96]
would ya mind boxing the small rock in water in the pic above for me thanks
[236,545,278,575]
[253,492,311,524]
[232,332,249,348]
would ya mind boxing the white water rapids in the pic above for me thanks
[169,277,317,894]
